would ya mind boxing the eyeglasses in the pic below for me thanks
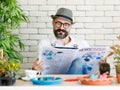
[55,21,71,29]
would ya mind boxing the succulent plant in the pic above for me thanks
[0,58,20,77]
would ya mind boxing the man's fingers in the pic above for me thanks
[34,64,43,71]
[33,59,43,71]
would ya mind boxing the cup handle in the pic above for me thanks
[36,72,41,75]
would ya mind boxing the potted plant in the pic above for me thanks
[109,35,120,83]
[0,0,29,62]
[0,56,21,86]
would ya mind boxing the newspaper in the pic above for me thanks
[41,47,108,74]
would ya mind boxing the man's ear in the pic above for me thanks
[52,20,54,26]
[72,22,75,25]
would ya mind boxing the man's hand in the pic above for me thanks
[32,58,43,72]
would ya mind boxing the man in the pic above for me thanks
[32,8,90,74]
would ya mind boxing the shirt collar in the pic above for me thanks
[51,36,77,47]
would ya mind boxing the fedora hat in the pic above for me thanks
[51,8,74,23]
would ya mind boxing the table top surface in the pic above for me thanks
[13,75,119,86]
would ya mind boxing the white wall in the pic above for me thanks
[17,0,120,75]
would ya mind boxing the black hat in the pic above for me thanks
[51,8,74,23]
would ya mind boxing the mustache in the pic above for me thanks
[56,29,66,32]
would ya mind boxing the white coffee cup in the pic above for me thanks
[25,70,40,79]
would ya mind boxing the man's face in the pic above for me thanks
[53,17,72,39]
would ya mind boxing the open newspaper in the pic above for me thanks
[40,47,108,74]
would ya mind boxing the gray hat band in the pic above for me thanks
[55,15,73,22]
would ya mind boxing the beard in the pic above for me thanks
[53,29,69,39]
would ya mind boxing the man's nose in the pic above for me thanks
[59,24,64,29]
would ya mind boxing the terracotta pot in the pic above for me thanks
[116,74,120,83]
[115,65,120,83]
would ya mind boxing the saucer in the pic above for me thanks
[30,76,63,85]
[21,76,30,81]
[78,75,115,85]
